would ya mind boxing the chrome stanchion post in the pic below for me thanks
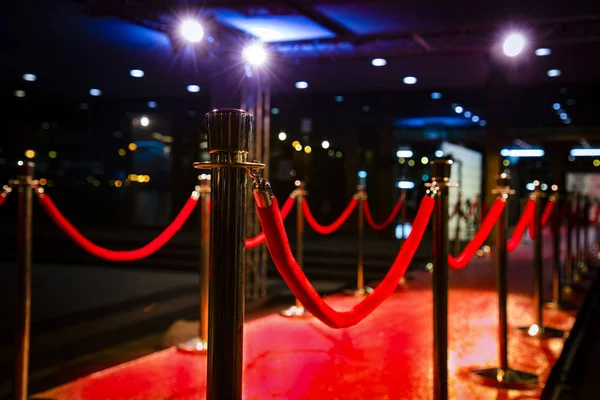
[178,176,210,353]
[428,159,455,400]
[453,191,462,256]
[546,187,577,310]
[14,161,34,400]
[347,185,372,296]
[281,181,310,317]
[471,174,538,389]
[517,182,564,339]
[194,109,264,400]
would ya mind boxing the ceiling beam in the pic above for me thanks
[283,1,354,36]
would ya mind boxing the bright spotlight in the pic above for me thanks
[396,180,415,189]
[187,84,200,93]
[403,76,417,85]
[396,150,413,158]
[358,170,367,178]
[14,90,26,98]
[278,132,287,141]
[23,73,37,82]
[89,88,102,96]
[535,48,551,56]
[500,149,544,157]
[553,103,560,110]
[321,140,330,149]
[454,106,463,114]
[295,81,308,89]
[502,33,526,57]
[130,69,145,78]
[140,116,149,127]
[180,19,204,43]
[547,69,561,78]
[243,44,267,66]
[435,150,444,158]
[371,58,387,67]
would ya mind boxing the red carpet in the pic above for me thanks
[36,244,583,400]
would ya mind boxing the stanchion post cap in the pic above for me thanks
[430,159,453,182]
[495,173,511,188]
[17,161,35,179]
[205,108,252,154]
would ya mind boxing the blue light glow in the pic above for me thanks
[480,120,487,127]
[147,101,157,109]
[358,170,367,178]
[421,174,429,181]
[187,84,200,93]
[295,81,308,89]
[472,116,480,122]
[403,76,417,85]
[211,9,335,42]
[430,92,442,99]
[130,69,144,78]
[395,223,413,239]
[89,88,102,96]
[395,116,475,128]
[23,73,37,82]
[464,111,472,118]
[553,103,561,110]
[271,108,280,115]
[560,112,567,120]
[435,150,444,157]
[335,95,344,102]
[454,106,463,114]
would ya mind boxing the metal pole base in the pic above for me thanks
[516,324,565,339]
[177,337,208,354]
[344,287,374,296]
[544,300,579,311]
[280,305,311,318]
[470,367,538,390]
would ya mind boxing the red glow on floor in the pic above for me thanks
[36,251,580,400]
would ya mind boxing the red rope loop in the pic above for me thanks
[448,197,506,269]
[363,197,403,231]
[245,195,296,249]
[507,199,535,252]
[38,191,198,261]
[257,195,434,329]
[302,197,358,235]
[528,199,556,239]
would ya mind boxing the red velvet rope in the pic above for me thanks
[302,197,358,235]
[38,192,198,261]
[363,197,403,231]
[507,199,535,252]
[528,199,556,239]
[257,195,434,329]
[0,194,6,208]
[245,195,296,248]
[448,197,506,270]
